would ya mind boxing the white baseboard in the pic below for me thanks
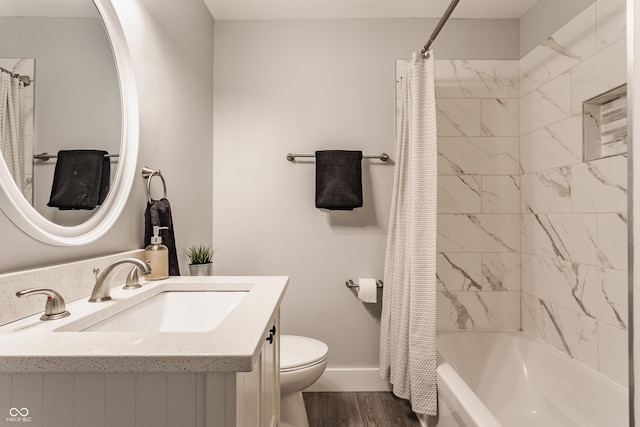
[304,368,393,392]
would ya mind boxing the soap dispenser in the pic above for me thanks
[145,226,169,280]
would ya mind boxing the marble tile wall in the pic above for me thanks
[396,58,521,331]
[519,0,627,386]
[433,59,521,330]
[401,0,627,385]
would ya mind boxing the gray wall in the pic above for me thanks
[212,18,518,378]
[0,0,214,274]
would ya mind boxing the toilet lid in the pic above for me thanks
[280,335,328,371]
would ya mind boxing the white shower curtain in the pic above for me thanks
[380,51,438,415]
[0,70,26,195]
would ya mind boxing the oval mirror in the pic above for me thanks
[0,0,138,246]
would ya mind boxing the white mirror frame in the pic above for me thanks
[0,0,138,246]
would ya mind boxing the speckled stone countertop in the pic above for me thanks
[0,276,288,373]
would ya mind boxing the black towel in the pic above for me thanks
[47,150,110,210]
[315,150,363,210]
[144,198,180,276]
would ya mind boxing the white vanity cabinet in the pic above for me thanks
[0,312,280,427]
[235,313,280,427]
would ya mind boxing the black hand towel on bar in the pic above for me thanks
[315,150,363,210]
[47,150,110,210]
[144,198,180,276]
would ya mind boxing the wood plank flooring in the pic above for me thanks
[303,392,422,426]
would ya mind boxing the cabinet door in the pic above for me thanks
[236,311,280,427]
[261,312,280,427]
[236,358,261,427]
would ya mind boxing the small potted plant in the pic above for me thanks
[186,244,216,276]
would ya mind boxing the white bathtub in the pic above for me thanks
[419,331,628,427]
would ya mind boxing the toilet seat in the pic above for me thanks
[280,335,328,372]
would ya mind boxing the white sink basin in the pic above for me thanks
[82,291,247,332]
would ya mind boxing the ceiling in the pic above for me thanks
[0,0,539,20]
[204,0,539,20]
[0,0,97,17]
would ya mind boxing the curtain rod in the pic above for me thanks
[0,66,32,87]
[420,0,461,57]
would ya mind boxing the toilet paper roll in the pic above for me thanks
[357,278,377,303]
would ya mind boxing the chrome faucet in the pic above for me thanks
[16,288,70,320]
[89,257,152,302]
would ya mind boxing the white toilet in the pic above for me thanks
[280,335,329,427]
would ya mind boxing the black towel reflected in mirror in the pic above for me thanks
[47,150,110,210]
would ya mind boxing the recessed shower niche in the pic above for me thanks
[583,84,627,161]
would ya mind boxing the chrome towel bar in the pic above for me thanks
[34,152,120,161]
[287,152,389,162]
[345,279,384,289]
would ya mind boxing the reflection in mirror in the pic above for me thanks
[0,58,34,203]
[0,1,121,227]
[0,0,138,246]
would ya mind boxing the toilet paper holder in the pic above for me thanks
[345,279,384,289]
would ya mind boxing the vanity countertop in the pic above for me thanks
[0,276,288,373]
